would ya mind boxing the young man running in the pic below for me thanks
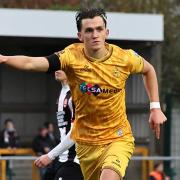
[0,8,166,180]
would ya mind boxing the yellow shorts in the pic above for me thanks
[76,139,135,180]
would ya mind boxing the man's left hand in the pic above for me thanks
[149,109,167,139]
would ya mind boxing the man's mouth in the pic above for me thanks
[92,41,100,44]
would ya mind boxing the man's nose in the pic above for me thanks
[92,30,98,38]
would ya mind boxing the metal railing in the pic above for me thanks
[1,147,180,180]
[0,148,39,180]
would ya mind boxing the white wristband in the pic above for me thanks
[150,102,161,110]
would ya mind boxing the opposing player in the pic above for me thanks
[37,70,83,180]
[0,8,167,180]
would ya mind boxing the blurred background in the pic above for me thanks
[0,0,180,180]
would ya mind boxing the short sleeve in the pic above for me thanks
[127,50,144,74]
[56,49,71,71]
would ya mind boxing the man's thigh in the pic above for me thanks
[101,140,134,178]
[76,140,134,180]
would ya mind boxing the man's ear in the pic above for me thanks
[77,32,83,42]
[106,29,109,38]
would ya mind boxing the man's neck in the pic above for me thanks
[85,46,108,59]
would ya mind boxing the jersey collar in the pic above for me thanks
[83,43,113,63]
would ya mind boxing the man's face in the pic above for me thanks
[40,128,48,137]
[156,163,164,172]
[77,16,109,51]
[6,122,15,131]
[55,70,67,82]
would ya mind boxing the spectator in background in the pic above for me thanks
[32,126,51,155]
[44,121,59,149]
[149,162,170,180]
[32,126,52,179]
[0,118,20,177]
[0,118,20,148]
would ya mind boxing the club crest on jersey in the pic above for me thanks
[113,67,121,78]
[79,82,121,96]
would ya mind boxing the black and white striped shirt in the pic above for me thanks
[56,84,77,163]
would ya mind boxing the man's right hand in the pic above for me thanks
[34,154,52,168]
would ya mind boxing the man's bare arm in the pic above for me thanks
[0,54,49,72]
[142,59,167,139]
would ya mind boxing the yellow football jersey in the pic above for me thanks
[58,43,144,145]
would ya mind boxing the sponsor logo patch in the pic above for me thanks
[79,82,121,96]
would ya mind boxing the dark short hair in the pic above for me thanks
[44,121,53,129]
[76,8,107,32]
[4,118,13,125]
[154,162,163,169]
[38,126,47,132]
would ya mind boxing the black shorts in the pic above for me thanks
[54,161,83,180]
[43,158,61,180]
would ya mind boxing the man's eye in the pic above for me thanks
[85,29,93,33]
[97,27,103,31]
